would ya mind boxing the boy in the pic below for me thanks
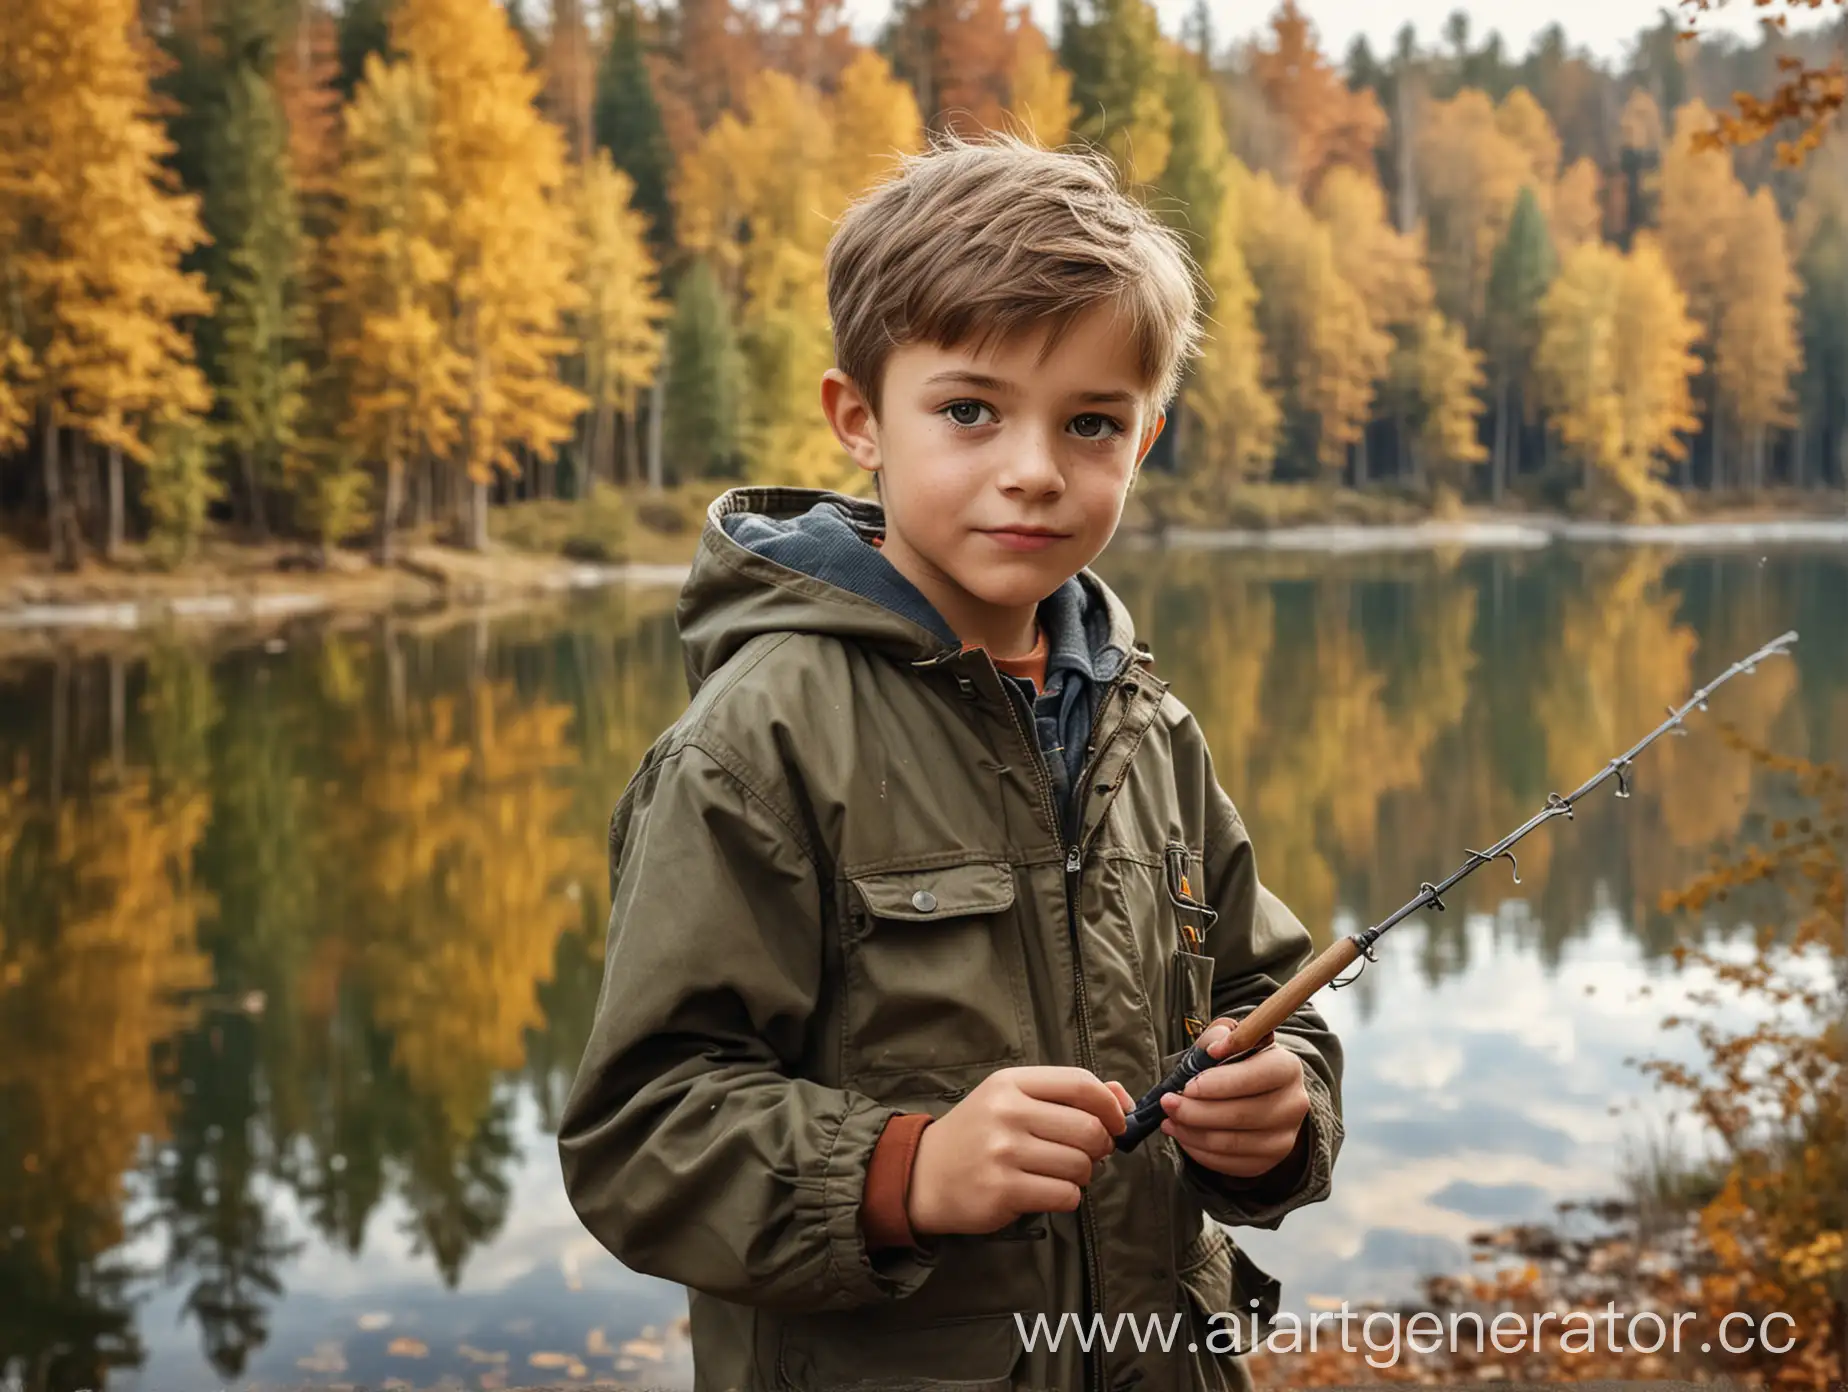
[558,129,1343,1392]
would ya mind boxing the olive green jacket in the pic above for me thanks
[558,487,1344,1392]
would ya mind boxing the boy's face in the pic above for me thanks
[820,301,1165,654]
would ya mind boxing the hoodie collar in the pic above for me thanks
[675,486,1139,698]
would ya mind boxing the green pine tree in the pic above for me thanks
[214,65,309,540]
[1797,202,1848,490]
[1484,184,1556,498]
[663,258,744,482]
[1057,0,1174,186]
[593,0,675,262]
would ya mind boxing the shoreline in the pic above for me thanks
[1138,513,1848,552]
[3,511,1844,643]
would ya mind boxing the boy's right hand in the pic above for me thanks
[906,1067,1134,1237]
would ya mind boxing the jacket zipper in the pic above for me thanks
[994,655,1140,1392]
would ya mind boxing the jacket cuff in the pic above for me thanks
[861,1112,935,1250]
[824,1094,941,1301]
[1175,1048,1342,1230]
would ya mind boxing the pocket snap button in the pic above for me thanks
[911,889,937,912]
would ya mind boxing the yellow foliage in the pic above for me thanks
[339,685,581,1145]
[0,769,214,1269]
[1550,156,1604,254]
[1496,87,1562,191]
[1234,164,1391,477]
[571,150,668,419]
[1184,179,1281,483]
[1400,308,1487,488]
[1715,188,1802,444]
[1006,21,1077,149]
[1311,165,1433,332]
[1416,88,1540,328]
[1657,99,1749,347]
[392,0,589,487]
[0,0,214,459]
[327,56,468,482]
[673,53,922,487]
[1534,237,1701,519]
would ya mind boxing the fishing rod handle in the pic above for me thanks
[1113,935,1361,1154]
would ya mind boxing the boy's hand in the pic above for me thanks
[1159,1020,1309,1179]
[907,1067,1130,1237]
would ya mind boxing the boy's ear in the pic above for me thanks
[822,368,882,481]
[1135,411,1167,469]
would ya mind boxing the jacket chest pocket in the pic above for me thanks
[1165,841,1217,1051]
[841,859,1029,1082]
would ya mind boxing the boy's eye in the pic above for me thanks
[942,400,994,429]
[1072,413,1124,440]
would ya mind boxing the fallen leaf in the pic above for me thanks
[387,1337,428,1358]
[529,1351,572,1369]
[620,1337,665,1361]
[459,1345,508,1365]
[357,1312,392,1331]
[585,1327,612,1356]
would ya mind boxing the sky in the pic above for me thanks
[841,0,1837,70]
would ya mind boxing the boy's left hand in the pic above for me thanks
[1149,1019,1310,1179]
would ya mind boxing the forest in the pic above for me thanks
[3,0,1848,569]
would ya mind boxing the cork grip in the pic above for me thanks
[1219,935,1360,1049]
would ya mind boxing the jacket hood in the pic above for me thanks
[676,486,1140,698]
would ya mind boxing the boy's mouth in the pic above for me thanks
[979,526,1070,552]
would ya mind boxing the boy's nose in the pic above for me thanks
[999,430,1064,494]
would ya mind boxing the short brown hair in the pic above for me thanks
[824,128,1205,424]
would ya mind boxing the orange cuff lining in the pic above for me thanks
[861,1111,934,1250]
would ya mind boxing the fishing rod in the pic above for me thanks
[1115,627,1802,1154]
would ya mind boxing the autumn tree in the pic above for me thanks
[1416,87,1534,334]
[0,0,216,568]
[1534,236,1701,519]
[1654,99,1748,485]
[1005,13,1076,147]
[882,0,1015,137]
[1232,162,1392,479]
[1394,307,1488,497]
[325,54,465,562]
[1246,0,1387,196]
[391,0,589,550]
[676,49,922,486]
[1183,174,1280,487]
[1714,188,1802,491]
[571,150,668,490]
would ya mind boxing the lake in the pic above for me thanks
[1,542,1843,1392]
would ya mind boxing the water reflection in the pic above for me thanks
[0,547,1841,1391]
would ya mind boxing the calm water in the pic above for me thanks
[1,544,1843,1392]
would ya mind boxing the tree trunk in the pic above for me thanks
[469,477,489,551]
[1491,376,1509,504]
[72,431,95,537]
[377,456,403,564]
[106,443,124,561]
[243,445,269,541]
[646,366,665,491]
[598,399,616,485]
[42,403,77,571]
